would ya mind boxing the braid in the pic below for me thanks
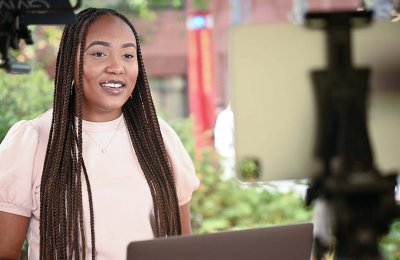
[118,12,181,235]
[40,7,181,259]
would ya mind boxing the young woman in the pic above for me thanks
[0,8,199,260]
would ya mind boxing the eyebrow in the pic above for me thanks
[121,43,137,49]
[85,41,137,50]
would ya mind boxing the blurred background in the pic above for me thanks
[1,0,399,259]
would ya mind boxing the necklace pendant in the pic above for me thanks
[83,117,123,154]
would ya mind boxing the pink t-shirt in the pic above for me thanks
[0,109,199,259]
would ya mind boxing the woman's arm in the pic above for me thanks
[0,211,30,260]
[179,202,193,235]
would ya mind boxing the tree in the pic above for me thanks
[79,0,210,18]
[0,66,53,142]
[0,25,59,142]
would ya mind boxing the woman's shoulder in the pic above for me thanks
[0,110,53,218]
[157,117,199,205]
[2,109,52,145]
[157,117,191,161]
[158,117,174,134]
[157,117,183,145]
[28,109,53,130]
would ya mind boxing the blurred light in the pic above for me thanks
[190,15,206,29]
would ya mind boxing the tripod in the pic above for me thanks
[305,11,400,259]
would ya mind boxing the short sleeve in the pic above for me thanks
[159,119,200,206]
[0,121,39,217]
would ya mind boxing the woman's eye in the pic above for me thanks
[123,53,134,59]
[92,52,106,58]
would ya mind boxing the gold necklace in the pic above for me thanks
[83,117,123,153]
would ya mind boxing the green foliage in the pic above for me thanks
[33,26,63,67]
[191,155,312,233]
[126,0,157,19]
[0,25,59,143]
[122,0,209,19]
[0,66,53,142]
[237,157,261,181]
[81,0,187,19]
[191,0,210,10]
[380,219,400,260]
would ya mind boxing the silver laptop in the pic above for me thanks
[127,223,313,260]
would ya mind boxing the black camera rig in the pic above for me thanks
[0,0,81,73]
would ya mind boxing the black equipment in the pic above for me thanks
[305,11,400,259]
[0,0,82,73]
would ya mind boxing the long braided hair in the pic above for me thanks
[40,8,181,259]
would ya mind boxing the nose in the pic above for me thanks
[105,57,124,75]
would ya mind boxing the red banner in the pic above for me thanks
[187,11,216,151]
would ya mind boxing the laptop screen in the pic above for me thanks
[127,223,313,260]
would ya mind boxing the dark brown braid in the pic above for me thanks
[40,8,181,259]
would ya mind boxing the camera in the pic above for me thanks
[0,0,81,73]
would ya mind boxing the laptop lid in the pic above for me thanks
[127,223,313,260]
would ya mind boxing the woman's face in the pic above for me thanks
[75,14,139,121]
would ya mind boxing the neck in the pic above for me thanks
[76,108,123,122]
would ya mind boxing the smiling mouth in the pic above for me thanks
[100,81,126,88]
[100,81,126,94]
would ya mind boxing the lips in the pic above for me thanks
[100,80,126,94]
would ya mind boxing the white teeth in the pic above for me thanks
[101,83,123,88]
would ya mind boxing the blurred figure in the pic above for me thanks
[214,104,235,179]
